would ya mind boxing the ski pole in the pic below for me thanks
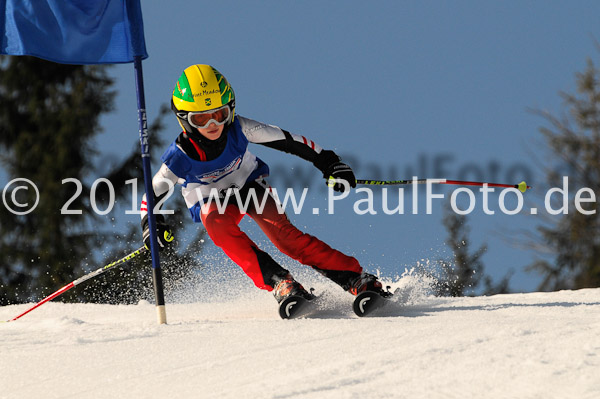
[356,178,531,193]
[6,246,147,322]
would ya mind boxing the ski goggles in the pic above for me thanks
[185,105,232,129]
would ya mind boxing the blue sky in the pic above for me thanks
[98,1,600,292]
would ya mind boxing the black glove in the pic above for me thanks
[141,214,174,251]
[314,150,357,192]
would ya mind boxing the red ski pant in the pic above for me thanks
[200,183,362,291]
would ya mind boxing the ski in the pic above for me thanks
[352,291,391,317]
[278,295,315,319]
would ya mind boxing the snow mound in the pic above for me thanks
[2,285,600,398]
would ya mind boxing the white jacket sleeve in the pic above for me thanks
[140,163,180,221]
[237,115,324,163]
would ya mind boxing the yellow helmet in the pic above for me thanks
[171,64,236,135]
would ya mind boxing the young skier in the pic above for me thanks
[141,64,387,306]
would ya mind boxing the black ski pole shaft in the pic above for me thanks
[357,178,531,192]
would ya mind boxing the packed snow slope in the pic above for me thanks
[1,274,599,399]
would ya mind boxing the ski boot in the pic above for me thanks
[348,273,392,298]
[272,274,315,319]
[349,273,392,317]
[272,274,314,303]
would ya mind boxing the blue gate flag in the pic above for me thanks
[1,0,148,64]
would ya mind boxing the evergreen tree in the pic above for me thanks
[528,57,600,290]
[0,56,205,305]
[0,56,114,303]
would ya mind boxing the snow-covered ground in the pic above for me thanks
[1,273,599,399]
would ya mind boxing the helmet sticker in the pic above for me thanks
[174,73,194,102]
[212,67,234,105]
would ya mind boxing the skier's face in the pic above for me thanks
[197,122,225,140]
